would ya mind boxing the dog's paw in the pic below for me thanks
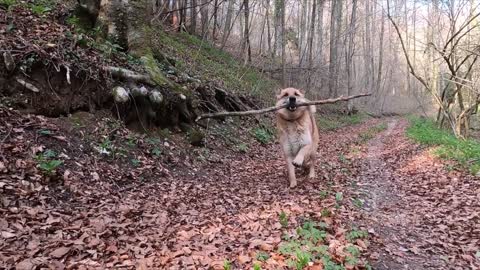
[292,157,304,167]
[289,181,297,188]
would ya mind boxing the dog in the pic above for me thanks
[275,88,319,188]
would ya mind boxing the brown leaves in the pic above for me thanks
[49,247,70,259]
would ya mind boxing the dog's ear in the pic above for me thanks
[296,89,305,97]
[276,89,285,99]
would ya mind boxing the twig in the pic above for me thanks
[15,77,40,92]
[1,126,12,144]
[195,93,371,121]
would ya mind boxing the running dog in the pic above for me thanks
[276,88,319,188]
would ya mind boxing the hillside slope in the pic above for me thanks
[0,0,277,128]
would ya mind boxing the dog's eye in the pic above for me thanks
[294,92,300,96]
[282,94,288,98]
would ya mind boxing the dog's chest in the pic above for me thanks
[283,126,311,156]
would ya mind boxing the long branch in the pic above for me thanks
[195,93,371,121]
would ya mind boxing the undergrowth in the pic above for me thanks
[276,220,370,269]
[407,117,480,174]
[151,29,277,103]
[317,113,367,131]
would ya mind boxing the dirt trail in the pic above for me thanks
[357,119,479,270]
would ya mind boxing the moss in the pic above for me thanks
[148,28,278,105]
[188,128,205,146]
[140,51,191,97]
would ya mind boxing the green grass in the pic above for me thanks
[407,117,480,174]
[150,29,277,103]
[317,113,367,131]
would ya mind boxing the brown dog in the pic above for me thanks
[276,88,319,188]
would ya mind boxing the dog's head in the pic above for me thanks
[276,88,313,120]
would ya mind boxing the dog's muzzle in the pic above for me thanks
[287,96,297,111]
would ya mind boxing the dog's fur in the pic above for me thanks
[275,88,319,188]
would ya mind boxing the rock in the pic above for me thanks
[112,86,130,103]
[130,85,149,97]
[149,90,163,104]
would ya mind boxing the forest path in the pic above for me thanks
[355,119,479,269]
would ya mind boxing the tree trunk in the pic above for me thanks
[316,0,325,64]
[306,0,317,90]
[243,0,252,64]
[221,0,235,47]
[200,0,209,37]
[274,0,284,58]
[364,0,372,93]
[212,0,219,39]
[281,0,286,86]
[346,0,357,113]
[299,0,308,66]
[328,0,342,97]
[190,0,197,34]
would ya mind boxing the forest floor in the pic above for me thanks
[1,108,479,270]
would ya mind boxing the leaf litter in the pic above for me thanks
[1,107,478,269]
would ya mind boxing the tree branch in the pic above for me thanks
[195,93,371,121]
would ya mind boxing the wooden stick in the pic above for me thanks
[195,93,371,121]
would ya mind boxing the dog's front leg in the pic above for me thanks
[292,144,312,168]
[285,156,297,188]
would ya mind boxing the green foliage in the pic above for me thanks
[346,229,368,242]
[236,143,249,153]
[253,263,262,270]
[35,149,62,175]
[152,147,162,157]
[321,208,331,217]
[37,129,52,136]
[252,126,275,145]
[345,245,361,266]
[352,198,364,208]
[278,220,334,270]
[66,15,81,27]
[407,117,480,174]
[338,154,349,164]
[223,260,232,270]
[38,160,63,175]
[126,136,137,148]
[131,158,141,167]
[335,192,343,203]
[99,138,113,154]
[317,113,367,131]
[319,190,329,200]
[95,40,124,58]
[256,252,269,262]
[0,0,17,9]
[296,220,327,244]
[279,211,288,228]
[29,0,55,15]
